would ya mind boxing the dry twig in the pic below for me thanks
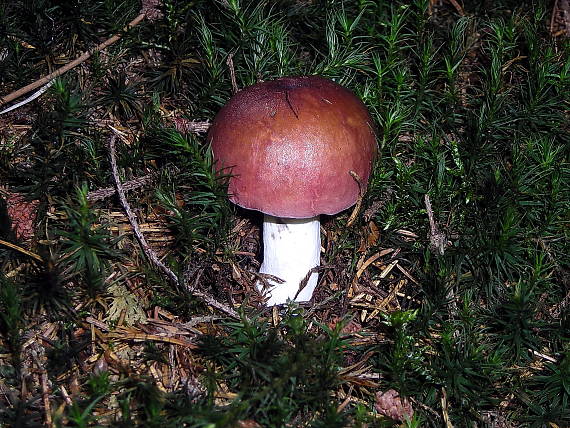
[0,239,43,262]
[227,53,239,94]
[31,350,52,427]
[108,134,239,319]
[346,170,364,227]
[87,173,155,202]
[448,0,465,16]
[172,118,211,134]
[424,194,448,255]
[0,13,146,106]
[0,80,56,115]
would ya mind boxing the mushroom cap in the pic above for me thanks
[208,76,377,218]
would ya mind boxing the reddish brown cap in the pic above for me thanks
[208,76,377,218]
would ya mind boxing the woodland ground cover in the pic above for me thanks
[0,0,569,426]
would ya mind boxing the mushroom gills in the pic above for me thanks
[258,214,320,305]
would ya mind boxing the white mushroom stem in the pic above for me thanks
[257,214,321,306]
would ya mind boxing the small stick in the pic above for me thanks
[0,239,43,262]
[31,352,52,427]
[551,0,559,35]
[226,53,239,94]
[424,194,448,256]
[531,349,557,363]
[40,370,52,427]
[0,79,55,115]
[59,385,72,406]
[172,118,211,134]
[409,396,441,421]
[346,170,364,227]
[447,0,465,16]
[87,173,154,202]
[337,385,354,412]
[441,387,453,428]
[294,265,332,301]
[425,194,437,236]
[182,315,223,328]
[0,13,146,106]
[108,134,239,319]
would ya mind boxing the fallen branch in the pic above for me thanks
[87,173,154,202]
[0,13,146,106]
[108,134,239,319]
[0,80,56,115]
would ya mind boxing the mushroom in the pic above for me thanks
[208,76,376,305]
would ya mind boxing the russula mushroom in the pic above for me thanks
[208,76,376,305]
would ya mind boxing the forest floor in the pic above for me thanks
[0,0,569,426]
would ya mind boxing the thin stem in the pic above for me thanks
[0,13,146,106]
[108,134,239,319]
